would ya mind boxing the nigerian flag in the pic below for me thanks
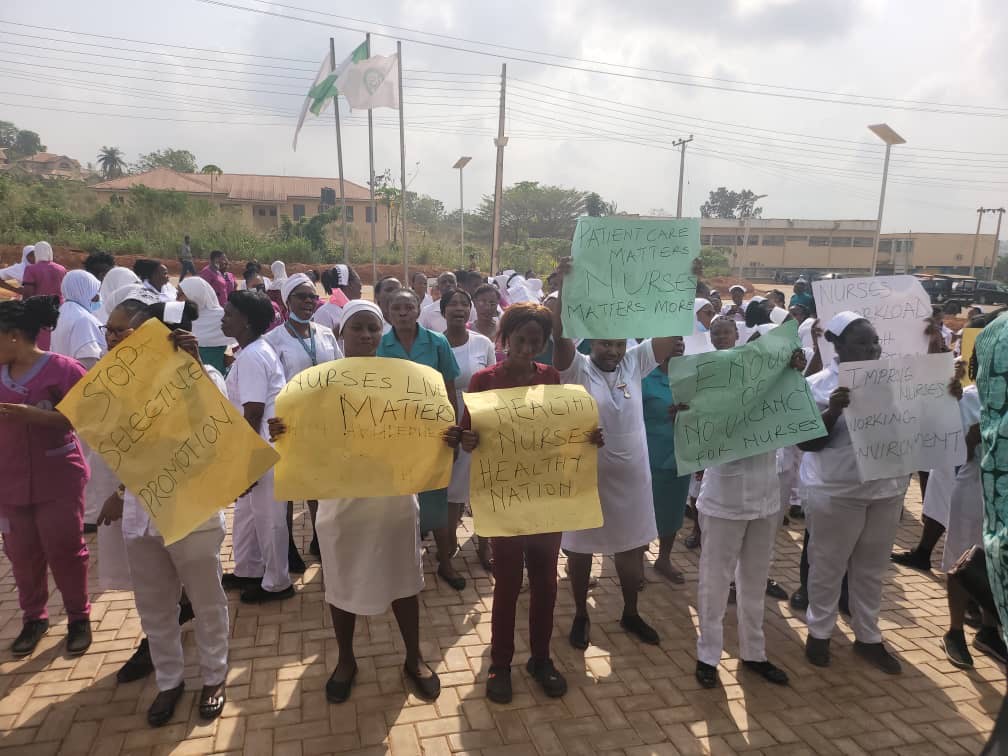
[292,40,368,151]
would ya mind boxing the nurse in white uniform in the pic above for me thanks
[267,300,445,705]
[0,245,34,296]
[552,256,686,650]
[220,289,293,603]
[265,273,343,563]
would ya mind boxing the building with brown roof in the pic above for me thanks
[8,152,83,180]
[92,168,391,242]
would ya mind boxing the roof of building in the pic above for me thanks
[92,167,372,202]
[20,152,81,166]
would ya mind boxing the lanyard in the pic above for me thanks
[286,322,318,366]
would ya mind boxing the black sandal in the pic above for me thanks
[404,661,441,701]
[147,683,185,727]
[695,661,719,689]
[325,664,358,704]
[199,682,227,720]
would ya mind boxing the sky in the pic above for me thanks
[2,0,1006,234]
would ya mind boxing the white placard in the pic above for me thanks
[683,333,714,355]
[838,353,965,481]
[813,276,932,359]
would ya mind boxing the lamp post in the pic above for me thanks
[453,156,472,266]
[868,124,906,277]
[737,194,768,281]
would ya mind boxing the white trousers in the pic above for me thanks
[125,525,229,691]
[777,447,803,512]
[696,511,778,667]
[805,492,903,643]
[232,469,291,592]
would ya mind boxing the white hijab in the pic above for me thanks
[0,245,34,283]
[96,267,140,323]
[51,270,104,362]
[267,261,288,290]
[179,276,234,348]
[33,241,53,262]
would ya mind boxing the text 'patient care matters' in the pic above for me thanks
[668,320,826,474]
[464,384,602,537]
[561,216,699,339]
[273,357,455,499]
[839,352,965,482]
[57,319,279,544]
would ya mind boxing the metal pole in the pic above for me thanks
[970,207,985,278]
[738,219,751,281]
[870,143,891,277]
[397,41,408,282]
[490,63,507,276]
[330,37,349,263]
[673,135,693,219]
[990,209,1005,280]
[366,33,377,286]
[459,166,465,266]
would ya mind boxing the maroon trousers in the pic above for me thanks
[489,532,562,667]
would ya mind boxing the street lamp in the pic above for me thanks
[868,124,906,277]
[737,194,768,281]
[453,156,472,266]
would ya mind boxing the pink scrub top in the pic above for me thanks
[0,352,89,511]
[21,261,67,351]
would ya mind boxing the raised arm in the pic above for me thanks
[551,257,577,373]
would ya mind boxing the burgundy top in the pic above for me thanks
[463,361,560,429]
[198,264,237,307]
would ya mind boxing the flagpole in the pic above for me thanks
[330,37,350,263]
[397,40,408,282]
[366,33,377,287]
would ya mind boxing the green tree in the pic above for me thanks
[0,121,17,149]
[97,146,126,179]
[132,148,198,173]
[11,129,45,159]
[700,187,764,219]
[200,164,223,174]
[584,191,616,217]
[476,181,609,243]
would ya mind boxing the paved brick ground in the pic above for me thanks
[0,481,1002,755]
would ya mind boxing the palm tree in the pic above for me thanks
[97,146,126,179]
[201,164,223,199]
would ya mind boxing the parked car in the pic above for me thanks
[916,275,959,305]
[952,279,1008,305]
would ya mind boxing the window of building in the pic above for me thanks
[711,235,736,246]
[809,237,830,247]
[269,208,277,217]
[344,206,354,222]
[258,208,266,216]
[761,235,785,246]
[293,204,305,220]
[746,235,759,246]
[830,237,852,247]
[786,235,808,242]
[955,254,964,261]
[878,240,893,252]
[700,235,711,245]
[852,237,874,247]
[366,206,376,224]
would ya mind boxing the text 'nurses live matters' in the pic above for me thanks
[561,216,699,339]
[668,320,826,474]
[272,357,455,499]
[56,320,279,544]
[839,352,965,481]
[464,384,602,537]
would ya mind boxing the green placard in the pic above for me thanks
[667,320,826,474]
[561,216,699,339]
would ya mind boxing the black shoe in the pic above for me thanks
[853,641,902,674]
[569,616,590,650]
[805,636,830,667]
[178,601,194,625]
[742,660,789,685]
[695,660,719,689]
[10,619,49,658]
[404,661,441,701]
[221,573,261,591]
[890,549,932,573]
[437,567,466,591]
[117,638,154,683]
[147,683,185,727]
[325,664,357,704]
[309,536,321,558]
[942,629,974,669]
[66,619,92,656]
[765,579,788,601]
[486,665,512,704]
[83,523,98,534]
[240,584,295,604]
[288,542,307,575]
[790,588,809,612]
[620,613,660,645]
[526,658,567,698]
[973,627,1008,664]
[728,583,736,605]
[788,504,805,520]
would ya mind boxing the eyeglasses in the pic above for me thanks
[100,325,132,338]
[291,292,319,302]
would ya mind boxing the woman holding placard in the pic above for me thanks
[267,300,443,704]
[378,288,463,588]
[552,256,688,651]
[265,273,343,568]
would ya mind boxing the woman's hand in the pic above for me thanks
[460,430,479,453]
[267,417,287,442]
[954,358,967,383]
[97,492,124,526]
[790,348,807,372]
[668,402,689,421]
[442,426,462,449]
[554,256,573,287]
[827,386,851,414]
[169,329,200,361]
[0,402,30,421]
[588,427,605,448]
[948,376,963,401]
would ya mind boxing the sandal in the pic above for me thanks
[147,683,185,727]
[199,682,227,720]
[437,566,466,591]
[404,661,441,701]
[695,661,719,689]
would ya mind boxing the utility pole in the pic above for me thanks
[329,37,350,263]
[490,64,507,276]
[673,135,693,219]
[970,207,987,278]
[988,208,1005,280]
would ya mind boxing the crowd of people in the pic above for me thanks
[0,241,1005,730]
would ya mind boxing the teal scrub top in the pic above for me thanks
[377,324,461,386]
[641,366,679,472]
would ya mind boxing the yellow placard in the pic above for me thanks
[961,328,980,387]
[273,357,455,499]
[57,320,280,544]
[465,384,602,536]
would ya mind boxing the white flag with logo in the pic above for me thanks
[335,54,400,110]
[292,40,368,151]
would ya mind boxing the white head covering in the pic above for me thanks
[61,269,101,308]
[281,273,313,305]
[96,267,140,322]
[525,278,544,300]
[267,261,288,290]
[506,274,538,305]
[825,310,866,339]
[21,245,34,265]
[333,264,350,286]
[339,299,383,333]
[729,284,745,294]
[107,284,159,312]
[694,297,714,314]
[755,323,777,337]
[33,241,53,262]
[179,276,233,348]
[0,246,35,284]
[769,306,789,325]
